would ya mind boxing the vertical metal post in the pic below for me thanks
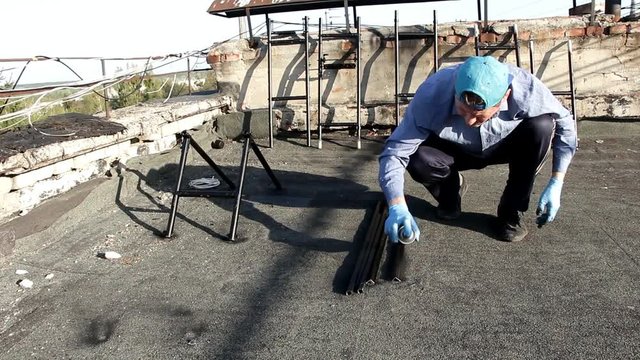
[187,56,192,95]
[356,16,361,150]
[344,0,351,33]
[528,39,535,74]
[483,0,489,29]
[433,10,439,72]
[101,59,110,119]
[228,134,252,241]
[513,24,521,68]
[477,0,482,22]
[246,8,254,38]
[394,10,400,126]
[591,0,596,25]
[567,40,578,146]
[317,17,323,150]
[304,16,311,147]
[267,16,274,148]
[164,133,191,238]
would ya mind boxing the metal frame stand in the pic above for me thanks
[317,16,362,150]
[267,16,311,148]
[393,9,439,126]
[474,23,521,67]
[528,40,578,147]
[163,131,283,241]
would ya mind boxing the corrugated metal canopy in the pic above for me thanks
[208,0,456,18]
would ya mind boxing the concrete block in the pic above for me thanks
[11,164,55,190]
[71,142,129,169]
[51,158,74,176]
[0,176,12,195]
[0,191,21,219]
[0,154,29,176]
[159,112,210,138]
[215,110,272,139]
[23,143,64,168]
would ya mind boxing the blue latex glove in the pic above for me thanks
[536,177,563,227]
[385,203,420,243]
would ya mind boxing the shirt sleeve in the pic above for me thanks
[378,91,435,202]
[511,68,577,173]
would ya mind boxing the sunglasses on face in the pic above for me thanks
[458,92,487,111]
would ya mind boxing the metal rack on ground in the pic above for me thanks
[392,10,439,126]
[163,129,283,242]
[267,16,312,148]
[317,16,362,150]
[528,39,578,146]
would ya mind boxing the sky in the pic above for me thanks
[2,0,578,84]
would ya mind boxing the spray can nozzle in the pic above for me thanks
[397,226,417,245]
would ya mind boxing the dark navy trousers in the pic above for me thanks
[406,115,555,220]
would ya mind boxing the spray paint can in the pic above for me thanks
[397,226,417,245]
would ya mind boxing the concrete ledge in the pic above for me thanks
[0,94,233,224]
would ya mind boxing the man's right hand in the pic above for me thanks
[385,203,420,243]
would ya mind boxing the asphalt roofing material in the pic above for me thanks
[0,120,638,358]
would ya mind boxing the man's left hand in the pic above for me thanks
[536,177,563,227]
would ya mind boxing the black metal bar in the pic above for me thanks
[267,16,274,148]
[317,18,323,150]
[397,92,415,98]
[321,33,359,39]
[248,135,283,190]
[357,201,385,291]
[346,200,383,295]
[528,39,535,74]
[394,10,400,126]
[270,39,307,45]
[366,204,388,285]
[272,95,307,101]
[164,135,191,238]
[388,242,407,282]
[398,32,435,40]
[304,16,311,148]
[322,63,356,69]
[187,57,192,95]
[567,40,578,147]
[474,23,480,56]
[433,10,439,72]
[188,134,236,188]
[176,189,236,197]
[552,90,573,96]
[228,134,252,241]
[477,45,517,51]
[356,16,361,150]
[513,24,521,68]
[319,122,362,127]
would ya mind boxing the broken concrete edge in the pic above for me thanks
[0,94,234,224]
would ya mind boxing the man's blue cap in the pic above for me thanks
[454,56,510,109]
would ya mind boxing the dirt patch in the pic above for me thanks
[0,113,126,162]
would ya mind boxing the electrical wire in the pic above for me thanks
[188,176,221,189]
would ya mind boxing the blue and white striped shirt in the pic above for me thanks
[379,63,577,202]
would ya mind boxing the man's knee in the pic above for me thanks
[521,114,555,141]
[407,147,453,182]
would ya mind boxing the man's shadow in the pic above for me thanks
[405,193,502,241]
[114,162,383,293]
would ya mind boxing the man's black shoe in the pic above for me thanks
[498,212,529,242]
[436,173,468,220]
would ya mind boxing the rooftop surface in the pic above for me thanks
[0,120,639,358]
